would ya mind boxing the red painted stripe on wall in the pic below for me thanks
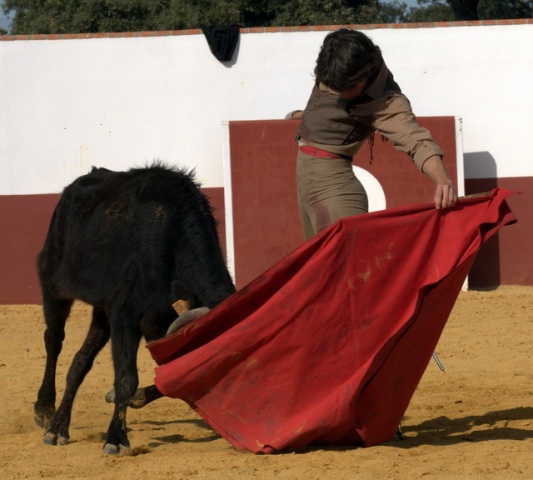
[0,194,57,304]
[1,176,530,305]
[466,177,533,287]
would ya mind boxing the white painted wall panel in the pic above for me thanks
[1,24,531,195]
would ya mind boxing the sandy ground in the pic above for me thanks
[1,286,532,479]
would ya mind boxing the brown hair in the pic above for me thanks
[314,29,383,92]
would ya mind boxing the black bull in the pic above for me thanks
[33,164,236,454]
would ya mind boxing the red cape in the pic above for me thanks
[147,189,516,453]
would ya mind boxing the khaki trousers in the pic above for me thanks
[296,150,368,240]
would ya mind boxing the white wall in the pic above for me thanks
[1,23,531,195]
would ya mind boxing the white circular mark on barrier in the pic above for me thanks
[353,166,386,212]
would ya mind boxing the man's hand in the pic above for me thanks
[422,155,458,209]
[434,181,458,209]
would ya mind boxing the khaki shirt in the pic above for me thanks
[297,62,443,171]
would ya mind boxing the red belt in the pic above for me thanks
[299,145,347,160]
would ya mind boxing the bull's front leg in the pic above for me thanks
[104,306,209,410]
[104,371,137,454]
[104,401,132,454]
[104,323,141,454]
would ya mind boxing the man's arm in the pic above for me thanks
[370,94,458,209]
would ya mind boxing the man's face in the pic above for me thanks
[338,79,368,100]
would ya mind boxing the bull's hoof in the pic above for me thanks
[44,431,68,446]
[104,389,115,404]
[103,443,130,455]
[34,403,55,429]
[105,387,150,409]
[128,390,149,409]
[34,412,50,429]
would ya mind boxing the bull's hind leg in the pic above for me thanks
[34,296,73,429]
[43,306,110,446]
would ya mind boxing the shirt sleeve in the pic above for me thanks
[370,94,444,171]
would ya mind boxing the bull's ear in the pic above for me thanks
[201,25,240,62]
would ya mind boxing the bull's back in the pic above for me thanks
[38,164,221,304]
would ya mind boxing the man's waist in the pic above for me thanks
[298,145,352,160]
